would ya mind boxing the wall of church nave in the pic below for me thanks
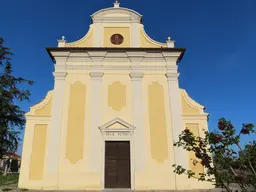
[101,74,133,125]
[55,74,101,190]
[18,120,50,189]
[131,74,176,190]
[134,166,176,190]
[182,119,209,179]
[142,74,173,165]
[58,74,93,177]
[57,173,101,190]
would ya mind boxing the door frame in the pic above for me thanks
[99,118,135,190]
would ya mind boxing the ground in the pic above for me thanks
[0,175,254,192]
[0,173,22,191]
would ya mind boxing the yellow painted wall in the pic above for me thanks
[136,74,176,190]
[148,82,168,163]
[102,74,132,125]
[20,70,212,190]
[34,98,52,116]
[187,123,204,177]
[29,124,48,180]
[58,74,100,190]
[65,81,86,164]
[181,93,200,114]
[20,68,211,190]
[103,27,130,47]
[108,81,126,111]
[66,28,93,47]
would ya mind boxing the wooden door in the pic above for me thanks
[105,141,131,188]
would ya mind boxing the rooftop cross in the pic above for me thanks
[114,0,120,8]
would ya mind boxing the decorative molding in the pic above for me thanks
[49,49,184,66]
[99,117,136,131]
[180,89,205,113]
[165,73,180,81]
[53,72,67,80]
[50,51,70,58]
[99,117,135,189]
[182,114,209,121]
[140,25,167,47]
[25,116,52,121]
[91,7,142,23]
[27,90,53,116]
[130,73,144,79]
[89,72,104,79]
[66,65,167,71]
[129,73,144,80]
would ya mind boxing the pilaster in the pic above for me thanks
[93,23,103,47]
[165,72,189,189]
[88,72,104,172]
[131,23,141,47]
[43,58,67,189]
[129,72,146,172]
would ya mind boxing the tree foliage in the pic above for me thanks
[0,37,33,158]
[173,118,256,192]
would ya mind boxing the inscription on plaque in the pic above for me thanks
[104,132,131,136]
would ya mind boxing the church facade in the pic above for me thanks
[19,1,213,190]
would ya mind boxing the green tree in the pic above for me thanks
[0,37,33,158]
[173,118,256,192]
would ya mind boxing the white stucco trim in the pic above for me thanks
[66,65,167,71]
[131,23,140,47]
[88,72,104,172]
[44,59,67,189]
[140,25,167,47]
[99,118,136,190]
[182,114,209,121]
[129,73,145,172]
[61,49,184,65]
[91,7,142,23]
[180,89,205,113]
[93,23,103,47]
[165,73,188,169]
[25,116,52,121]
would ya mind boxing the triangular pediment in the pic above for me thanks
[99,117,135,131]
[107,122,128,129]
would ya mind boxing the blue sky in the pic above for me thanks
[1,0,256,154]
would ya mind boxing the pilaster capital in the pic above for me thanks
[129,73,144,81]
[165,73,180,81]
[127,52,146,64]
[53,72,67,80]
[89,72,104,79]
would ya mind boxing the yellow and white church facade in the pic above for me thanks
[19,1,213,190]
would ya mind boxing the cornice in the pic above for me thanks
[47,48,185,64]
